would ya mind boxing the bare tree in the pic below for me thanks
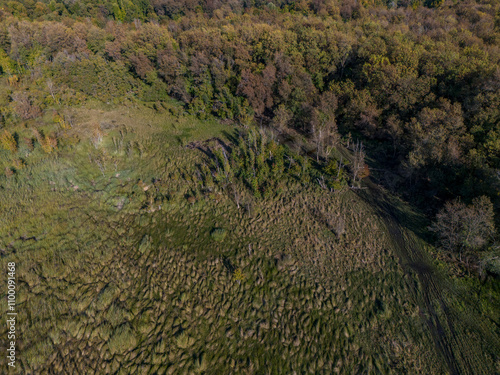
[313,124,324,163]
[351,140,366,185]
[231,184,242,209]
[430,196,496,260]
[11,91,42,120]
[317,174,328,190]
[47,79,60,105]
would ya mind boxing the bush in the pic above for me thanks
[207,130,290,198]
[11,91,42,120]
[33,129,57,153]
[323,159,348,189]
[0,129,17,152]
[210,228,227,242]
[480,250,500,279]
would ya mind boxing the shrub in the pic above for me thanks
[0,129,17,152]
[33,129,57,153]
[210,228,227,242]
[207,130,291,198]
[53,113,71,129]
[323,159,348,189]
[11,91,42,120]
[51,55,138,103]
[480,250,500,279]
[233,268,245,284]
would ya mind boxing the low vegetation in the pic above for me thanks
[0,101,498,373]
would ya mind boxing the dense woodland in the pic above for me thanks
[0,0,499,274]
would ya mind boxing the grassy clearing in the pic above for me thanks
[0,101,497,374]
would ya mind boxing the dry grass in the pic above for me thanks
[0,101,497,374]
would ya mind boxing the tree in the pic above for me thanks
[271,104,292,132]
[430,196,496,259]
[407,99,466,170]
[128,51,154,79]
[237,64,276,117]
[157,47,180,85]
[316,91,340,160]
[351,140,366,185]
[11,91,41,120]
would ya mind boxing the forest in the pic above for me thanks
[0,0,499,373]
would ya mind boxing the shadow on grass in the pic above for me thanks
[357,177,433,242]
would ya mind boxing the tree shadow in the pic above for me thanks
[356,177,433,243]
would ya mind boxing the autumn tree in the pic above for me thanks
[11,91,41,120]
[430,196,496,258]
[237,64,276,117]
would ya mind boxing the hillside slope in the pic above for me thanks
[0,103,498,374]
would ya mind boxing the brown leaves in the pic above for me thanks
[157,48,180,84]
[128,51,154,79]
[11,91,42,120]
[237,64,276,116]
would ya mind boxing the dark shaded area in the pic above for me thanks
[357,178,500,375]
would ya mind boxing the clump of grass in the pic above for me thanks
[105,304,128,327]
[95,284,117,310]
[210,228,227,242]
[176,331,196,349]
[98,322,113,341]
[108,323,137,354]
[25,338,53,367]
